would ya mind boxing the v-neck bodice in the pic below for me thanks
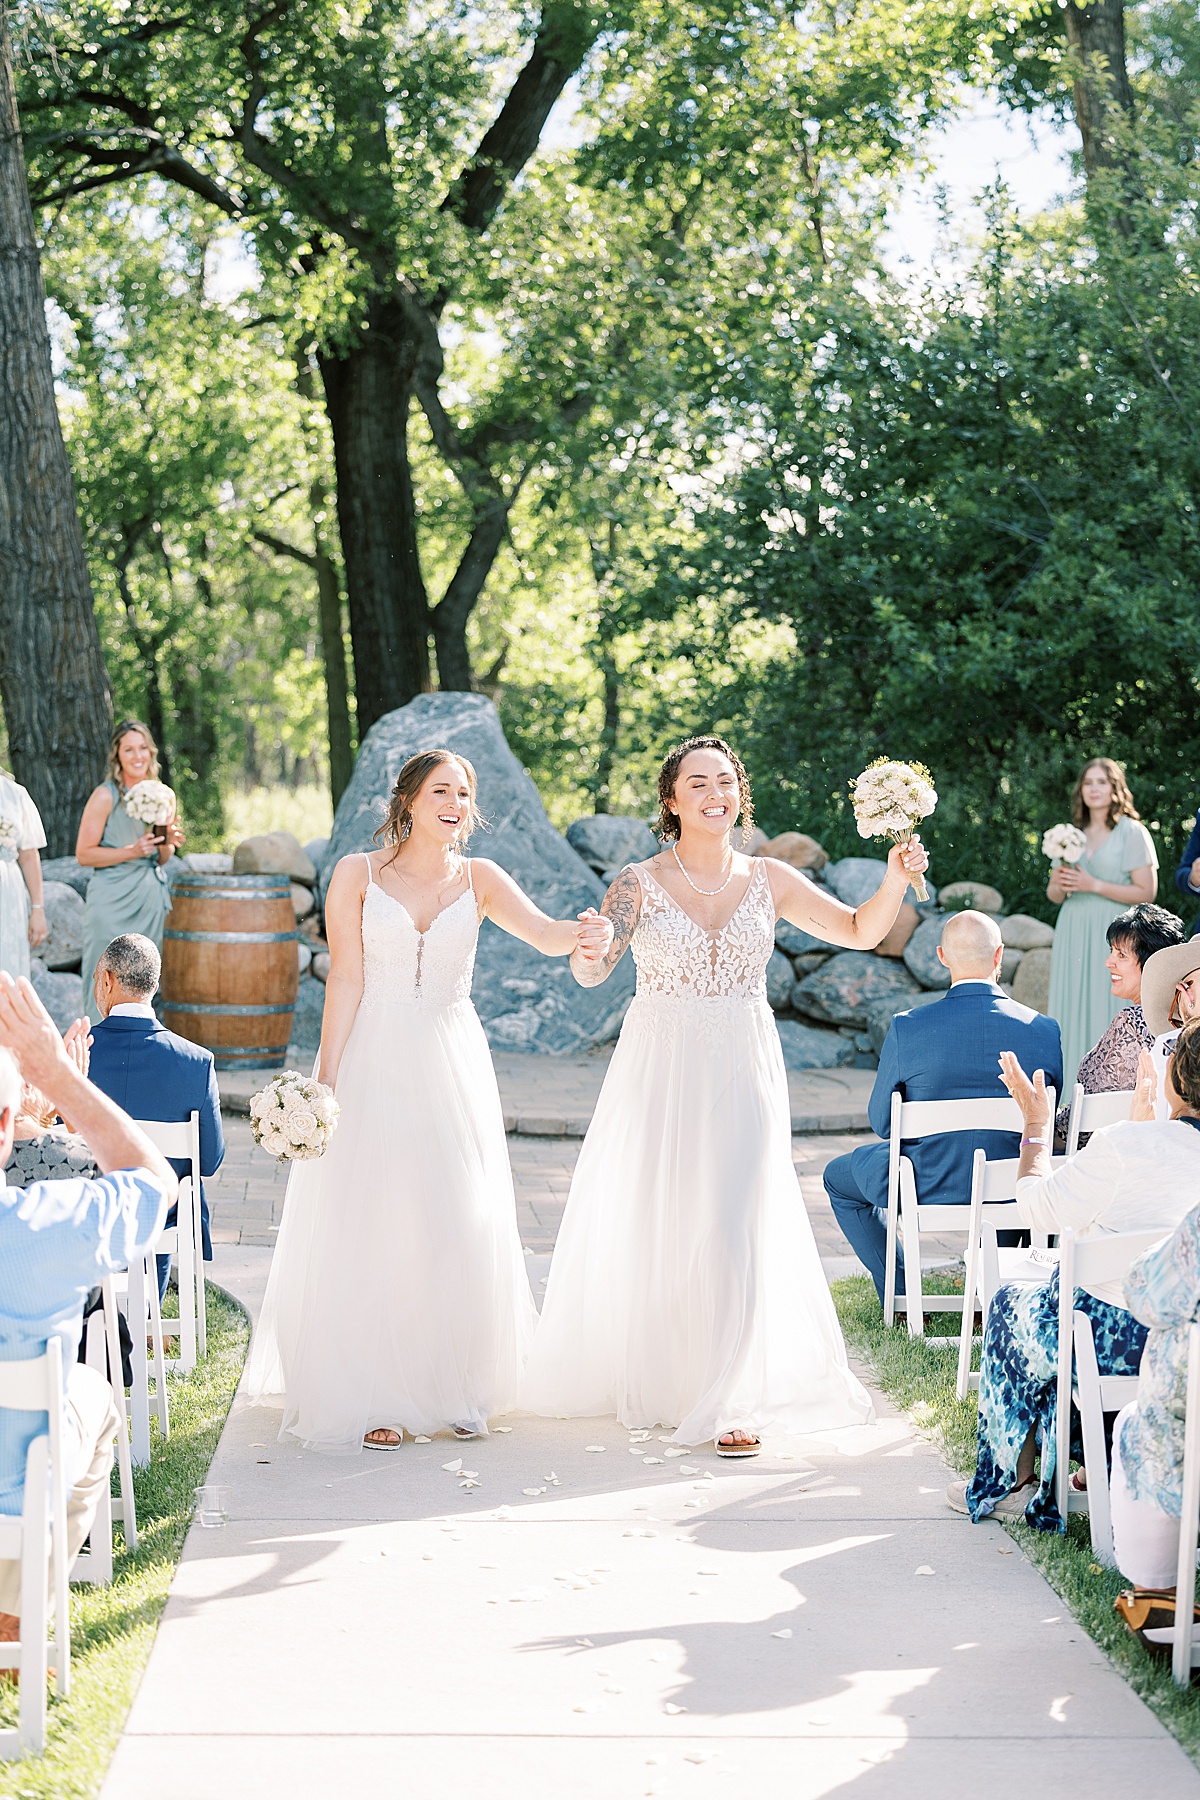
[628,857,775,1006]
[360,868,479,1009]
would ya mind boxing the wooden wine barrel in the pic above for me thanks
[161,872,301,1071]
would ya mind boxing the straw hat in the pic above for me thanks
[1141,937,1200,1035]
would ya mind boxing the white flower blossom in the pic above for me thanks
[1042,822,1087,865]
[122,779,176,826]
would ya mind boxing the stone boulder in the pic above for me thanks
[566,815,658,873]
[296,941,313,977]
[286,975,326,1064]
[29,961,84,1033]
[873,902,919,960]
[1001,914,1055,951]
[182,853,234,874]
[743,827,772,856]
[304,838,330,875]
[40,881,85,972]
[766,949,795,1011]
[791,951,922,1028]
[234,831,317,886]
[792,951,831,976]
[864,988,944,1054]
[39,856,90,898]
[902,915,952,991]
[291,883,315,921]
[776,1019,857,1070]
[311,950,331,983]
[826,855,933,911]
[939,879,1004,914]
[1011,946,1052,1014]
[776,920,828,958]
[1000,945,1025,986]
[761,831,828,872]
[322,694,634,1052]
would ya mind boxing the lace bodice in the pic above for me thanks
[629,859,775,1003]
[359,859,478,1010]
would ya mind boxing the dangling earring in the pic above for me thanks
[400,814,412,841]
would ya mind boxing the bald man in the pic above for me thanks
[823,911,1063,1310]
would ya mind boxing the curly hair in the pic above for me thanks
[373,750,484,860]
[1170,1017,1200,1112]
[107,718,161,787]
[656,735,755,844]
[1070,757,1140,830]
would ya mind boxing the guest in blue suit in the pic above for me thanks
[87,933,224,1301]
[1173,816,1200,936]
[823,911,1064,1310]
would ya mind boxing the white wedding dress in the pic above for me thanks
[521,859,872,1443]
[244,857,536,1451]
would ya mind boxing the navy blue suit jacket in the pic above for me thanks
[1174,818,1200,935]
[87,1014,224,1259]
[848,981,1064,1212]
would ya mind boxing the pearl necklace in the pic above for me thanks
[672,842,735,897]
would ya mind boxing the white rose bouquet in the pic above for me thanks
[850,758,937,902]
[0,818,18,864]
[123,779,177,838]
[1041,822,1087,866]
[249,1070,340,1162]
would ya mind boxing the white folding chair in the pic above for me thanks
[113,1253,170,1469]
[0,1339,71,1757]
[135,1113,204,1369]
[955,1152,1062,1400]
[883,1091,1048,1338]
[1171,1321,1200,1685]
[1065,1084,1135,1156]
[71,1280,138,1583]
[1054,1227,1164,1545]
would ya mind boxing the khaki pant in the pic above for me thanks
[0,1363,121,1616]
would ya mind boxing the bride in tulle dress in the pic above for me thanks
[245,749,612,1453]
[522,735,929,1455]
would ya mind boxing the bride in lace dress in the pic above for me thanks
[245,750,612,1453]
[522,736,929,1454]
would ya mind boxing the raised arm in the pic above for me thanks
[317,856,368,1090]
[473,860,613,963]
[769,838,928,951]
[570,867,642,988]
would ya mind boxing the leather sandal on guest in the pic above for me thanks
[715,1434,761,1458]
[1114,1589,1200,1657]
[363,1428,403,1451]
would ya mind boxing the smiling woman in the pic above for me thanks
[243,748,614,1455]
[522,734,928,1458]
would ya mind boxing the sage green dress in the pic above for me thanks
[80,780,172,1012]
[1047,814,1158,1089]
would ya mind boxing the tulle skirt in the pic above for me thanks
[521,991,872,1443]
[244,997,536,1453]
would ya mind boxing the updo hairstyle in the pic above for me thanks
[656,735,755,844]
[374,750,483,857]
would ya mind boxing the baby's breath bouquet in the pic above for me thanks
[850,758,937,902]
[0,818,18,864]
[1041,822,1087,866]
[250,1070,340,1162]
[123,779,176,838]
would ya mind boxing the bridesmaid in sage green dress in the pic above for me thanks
[1047,757,1158,1088]
[76,718,183,1011]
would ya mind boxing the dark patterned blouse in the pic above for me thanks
[4,1129,98,1187]
[1053,1002,1152,1147]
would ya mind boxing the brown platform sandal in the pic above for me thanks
[1114,1588,1200,1658]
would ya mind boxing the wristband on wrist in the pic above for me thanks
[30,905,44,912]
[1021,1135,1048,1147]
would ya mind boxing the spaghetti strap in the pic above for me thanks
[465,858,475,893]
[363,852,375,886]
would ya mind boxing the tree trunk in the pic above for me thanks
[1064,2,1135,183]
[431,497,511,692]
[592,646,620,813]
[318,294,432,735]
[0,7,112,853]
[310,478,355,807]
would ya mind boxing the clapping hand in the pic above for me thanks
[998,1050,1052,1134]
[0,973,75,1097]
[63,1016,92,1080]
[574,907,614,964]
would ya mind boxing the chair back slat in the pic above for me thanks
[0,1352,55,1411]
[1065,1084,1135,1156]
[896,1095,1024,1138]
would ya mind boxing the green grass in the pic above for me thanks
[0,1286,249,1797]
[222,784,333,855]
[832,1272,1200,1767]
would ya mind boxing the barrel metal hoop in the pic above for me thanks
[161,1001,297,1017]
[174,873,293,887]
[171,886,292,901]
[164,929,302,943]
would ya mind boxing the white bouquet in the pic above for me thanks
[1042,822,1087,866]
[123,779,176,832]
[249,1070,340,1162]
[850,758,937,901]
[0,818,17,864]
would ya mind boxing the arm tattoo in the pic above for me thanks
[572,867,641,987]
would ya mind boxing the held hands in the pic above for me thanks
[886,835,929,885]
[1130,1049,1157,1122]
[129,832,159,861]
[573,907,614,964]
[998,1050,1052,1134]
[1057,865,1096,895]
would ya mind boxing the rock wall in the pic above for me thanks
[319,693,634,1054]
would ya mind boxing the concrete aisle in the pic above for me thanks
[102,1249,1200,1800]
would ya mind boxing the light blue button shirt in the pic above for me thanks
[0,1166,167,1513]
